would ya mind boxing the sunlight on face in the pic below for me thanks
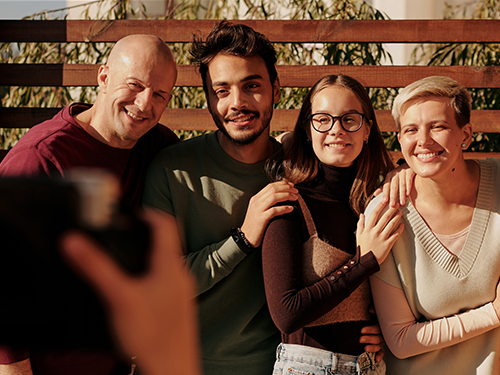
[398,97,471,179]
[310,86,370,168]
[206,54,279,146]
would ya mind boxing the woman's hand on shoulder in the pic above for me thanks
[356,201,404,265]
[374,162,415,207]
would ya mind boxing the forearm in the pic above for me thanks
[270,254,378,334]
[184,237,248,295]
[263,214,379,333]
[142,204,248,295]
[371,276,500,358]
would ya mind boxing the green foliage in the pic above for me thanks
[410,0,500,152]
[239,0,394,106]
[1,0,393,145]
[236,0,396,141]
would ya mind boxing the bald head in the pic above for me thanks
[107,34,176,77]
[87,34,178,149]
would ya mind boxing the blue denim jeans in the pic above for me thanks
[272,343,386,375]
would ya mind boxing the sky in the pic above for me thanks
[0,1,69,19]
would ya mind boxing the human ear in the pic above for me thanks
[461,123,473,146]
[97,65,109,93]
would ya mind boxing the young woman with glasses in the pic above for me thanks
[262,74,404,375]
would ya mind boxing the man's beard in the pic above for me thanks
[212,105,273,146]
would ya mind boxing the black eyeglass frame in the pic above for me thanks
[308,112,365,133]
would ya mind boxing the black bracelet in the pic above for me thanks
[230,228,254,254]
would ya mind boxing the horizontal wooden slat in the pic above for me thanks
[2,20,500,43]
[375,110,500,133]
[1,108,498,133]
[0,108,61,127]
[277,66,500,89]
[2,64,500,89]
[0,64,98,87]
[161,109,500,133]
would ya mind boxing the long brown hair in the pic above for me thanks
[271,74,394,216]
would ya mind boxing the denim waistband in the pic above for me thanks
[276,343,376,373]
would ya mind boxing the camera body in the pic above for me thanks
[0,170,150,351]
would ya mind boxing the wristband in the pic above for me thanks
[230,228,254,254]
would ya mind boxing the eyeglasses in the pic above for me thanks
[309,112,365,133]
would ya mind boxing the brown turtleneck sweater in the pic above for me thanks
[262,163,379,355]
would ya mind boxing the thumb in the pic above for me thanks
[356,214,365,241]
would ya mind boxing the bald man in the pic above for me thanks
[0,34,179,212]
[0,35,179,375]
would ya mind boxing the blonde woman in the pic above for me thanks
[368,76,500,375]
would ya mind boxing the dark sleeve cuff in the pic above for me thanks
[359,249,380,274]
[326,246,380,284]
[230,228,255,254]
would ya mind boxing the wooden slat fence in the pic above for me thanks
[1,19,500,161]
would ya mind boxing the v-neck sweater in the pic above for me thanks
[368,158,500,375]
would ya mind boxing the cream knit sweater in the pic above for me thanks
[368,158,500,375]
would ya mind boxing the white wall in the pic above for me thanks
[66,0,167,19]
[66,0,110,19]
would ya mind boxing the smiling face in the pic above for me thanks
[309,86,370,168]
[398,96,472,180]
[97,35,177,149]
[206,54,280,147]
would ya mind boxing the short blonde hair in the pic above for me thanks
[392,76,472,130]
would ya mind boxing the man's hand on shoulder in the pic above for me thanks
[240,180,298,248]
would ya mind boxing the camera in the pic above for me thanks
[0,169,150,351]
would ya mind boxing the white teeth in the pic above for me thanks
[127,110,144,121]
[417,152,438,159]
[232,116,252,122]
[326,143,347,148]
